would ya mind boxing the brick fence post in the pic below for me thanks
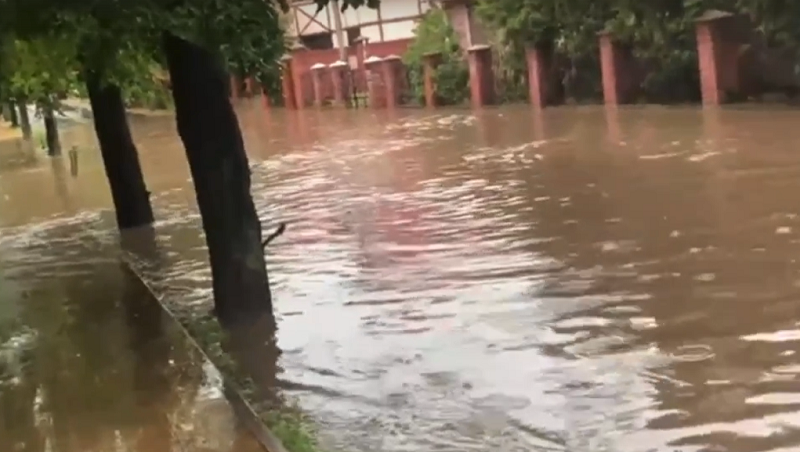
[310,63,326,107]
[280,56,297,109]
[329,60,349,107]
[382,55,403,109]
[467,44,495,108]
[525,41,557,108]
[598,31,639,105]
[422,51,442,108]
[364,56,385,108]
[695,11,751,105]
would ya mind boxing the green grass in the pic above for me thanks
[180,310,322,452]
[33,129,46,149]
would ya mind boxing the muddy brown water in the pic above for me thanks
[4,103,800,451]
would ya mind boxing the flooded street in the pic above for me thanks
[4,104,800,451]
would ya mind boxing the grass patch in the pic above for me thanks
[178,309,323,452]
[33,129,46,149]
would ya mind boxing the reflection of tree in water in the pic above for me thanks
[120,225,282,449]
[0,258,211,452]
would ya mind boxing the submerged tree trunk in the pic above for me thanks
[161,31,273,324]
[17,99,31,140]
[85,72,155,229]
[42,103,61,156]
[6,101,19,127]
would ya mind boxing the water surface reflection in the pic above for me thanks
[0,215,263,451]
[7,104,800,451]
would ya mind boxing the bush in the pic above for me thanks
[403,8,469,106]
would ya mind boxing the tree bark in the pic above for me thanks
[6,101,19,127]
[161,31,274,324]
[85,73,155,229]
[42,103,61,156]
[17,100,31,140]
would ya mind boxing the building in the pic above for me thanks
[284,0,434,51]
[280,0,486,107]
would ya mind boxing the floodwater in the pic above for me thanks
[0,136,264,449]
[4,103,800,451]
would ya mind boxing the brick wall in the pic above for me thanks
[289,38,413,106]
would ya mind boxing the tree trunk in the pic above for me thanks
[6,101,19,127]
[161,31,274,324]
[17,100,31,140]
[85,73,155,229]
[43,103,61,156]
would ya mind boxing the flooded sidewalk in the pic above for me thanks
[0,216,266,452]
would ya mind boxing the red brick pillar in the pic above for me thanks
[422,51,442,108]
[467,45,495,108]
[605,105,621,144]
[532,108,545,140]
[281,56,297,110]
[598,31,638,105]
[329,61,350,107]
[310,63,326,107]
[525,42,556,109]
[382,55,403,109]
[695,12,749,106]
[353,37,370,98]
[365,56,385,108]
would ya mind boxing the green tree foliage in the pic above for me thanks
[403,8,469,106]
[476,0,800,103]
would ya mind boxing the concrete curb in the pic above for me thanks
[118,262,291,452]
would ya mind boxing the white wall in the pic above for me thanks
[288,0,426,44]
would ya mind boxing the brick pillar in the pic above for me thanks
[467,45,495,108]
[290,49,306,109]
[382,55,403,109]
[598,31,638,105]
[365,56,385,108]
[280,56,297,109]
[422,51,442,108]
[525,42,556,108]
[702,106,722,142]
[695,12,750,106]
[353,37,370,100]
[310,63,326,107]
[532,108,545,140]
[605,105,621,144]
[329,61,350,107]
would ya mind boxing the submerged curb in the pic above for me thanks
[119,261,290,452]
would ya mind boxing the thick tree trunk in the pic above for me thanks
[161,31,274,324]
[6,101,19,127]
[85,73,155,229]
[42,103,61,156]
[17,100,31,140]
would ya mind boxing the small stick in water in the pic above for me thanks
[262,222,286,249]
[68,146,78,177]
